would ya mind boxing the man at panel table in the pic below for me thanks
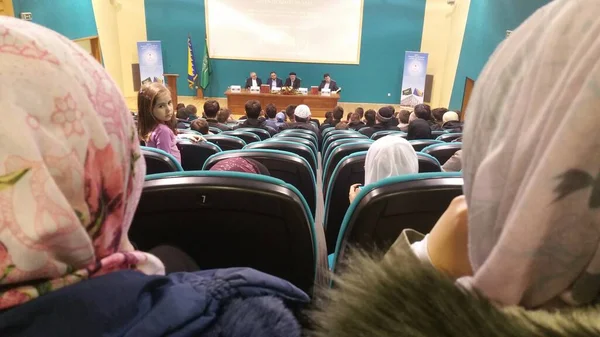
[244,72,262,89]
[318,73,339,92]
[284,72,301,89]
[266,71,283,89]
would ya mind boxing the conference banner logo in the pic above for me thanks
[137,41,165,85]
[400,51,429,107]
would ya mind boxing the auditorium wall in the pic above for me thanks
[144,0,426,103]
[448,0,551,110]
[420,0,470,109]
[11,0,97,40]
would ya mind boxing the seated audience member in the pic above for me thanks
[264,103,285,131]
[355,107,365,121]
[186,104,199,121]
[431,107,448,127]
[364,109,376,127]
[234,100,277,136]
[314,4,600,334]
[204,100,231,131]
[285,104,297,124]
[209,158,271,176]
[266,71,283,89]
[349,136,418,203]
[319,111,335,131]
[244,71,262,89]
[442,149,462,172]
[0,17,307,337]
[359,106,399,138]
[276,112,287,128]
[217,108,233,124]
[139,83,181,162]
[176,107,190,129]
[442,111,463,132]
[176,103,186,111]
[335,122,349,130]
[287,104,319,134]
[191,119,210,135]
[398,110,411,130]
[388,106,400,127]
[348,112,365,130]
[318,73,339,92]
[415,103,443,131]
[407,119,433,140]
[345,112,352,122]
[284,72,301,89]
[331,106,344,128]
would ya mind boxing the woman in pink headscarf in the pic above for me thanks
[0,16,306,337]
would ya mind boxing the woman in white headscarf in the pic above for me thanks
[315,0,600,335]
[349,135,418,203]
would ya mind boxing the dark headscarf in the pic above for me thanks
[210,158,270,176]
[407,119,433,140]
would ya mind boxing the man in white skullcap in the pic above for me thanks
[287,104,319,135]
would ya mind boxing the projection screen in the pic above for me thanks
[205,0,363,64]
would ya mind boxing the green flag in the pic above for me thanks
[200,37,211,90]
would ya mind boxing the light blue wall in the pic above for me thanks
[449,0,550,110]
[12,0,98,40]
[145,0,426,103]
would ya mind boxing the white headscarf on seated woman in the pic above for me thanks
[459,0,600,308]
[0,16,164,309]
[364,135,418,186]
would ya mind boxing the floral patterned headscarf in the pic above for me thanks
[0,17,164,310]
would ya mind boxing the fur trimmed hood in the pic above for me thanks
[311,247,600,336]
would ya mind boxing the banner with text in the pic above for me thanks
[400,51,429,107]
[137,41,164,85]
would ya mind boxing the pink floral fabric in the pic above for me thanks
[0,17,164,310]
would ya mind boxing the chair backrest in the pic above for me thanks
[280,128,318,137]
[234,127,271,140]
[244,140,317,176]
[141,147,183,174]
[221,130,262,144]
[208,126,222,134]
[409,139,444,151]
[323,141,373,196]
[310,120,320,128]
[266,136,317,158]
[332,172,464,272]
[323,151,367,253]
[323,130,360,145]
[322,138,367,163]
[131,171,326,295]
[204,134,247,151]
[275,131,318,148]
[176,141,222,170]
[323,133,368,157]
[436,132,462,143]
[417,152,442,173]
[203,149,317,218]
[432,130,448,138]
[421,143,462,165]
[370,130,406,141]
[177,129,201,135]
[321,127,335,137]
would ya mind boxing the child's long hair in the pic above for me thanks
[137,82,177,141]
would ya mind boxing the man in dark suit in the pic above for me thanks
[318,73,339,92]
[265,71,283,88]
[284,72,301,89]
[244,72,262,89]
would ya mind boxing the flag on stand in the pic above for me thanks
[187,35,198,89]
[200,37,211,90]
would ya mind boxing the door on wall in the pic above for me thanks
[74,36,102,64]
[461,77,475,121]
[0,0,15,16]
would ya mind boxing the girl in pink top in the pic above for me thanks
[137,83,181,162]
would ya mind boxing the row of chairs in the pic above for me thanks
[129,170,463,296]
